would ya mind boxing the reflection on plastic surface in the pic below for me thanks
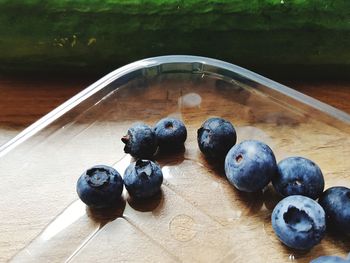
[11,201,100,263]
[179,92,202,108]
[1,56,350,263]
[40,201,86,241]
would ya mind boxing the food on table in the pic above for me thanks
[154,117,187,150]
[318,186,350,235]
[76,165,123,208]
[122,123,158,159]
[271,195,326,250]
[197,117,236,159]
[124,159,163,199]
[272,156,324,199]
[225,140,277,192]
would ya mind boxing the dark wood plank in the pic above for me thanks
[283,80,350,114]
[0,78,92,128]
[0,77,348,145]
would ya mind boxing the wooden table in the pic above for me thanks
[0,74,349,263]
[0,78,348,146]
[0,76,348,148]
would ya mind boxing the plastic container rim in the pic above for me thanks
[1,55,349,157]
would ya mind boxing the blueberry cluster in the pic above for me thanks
[121,117,187,159]
[76,160,163,208]
[197,117,349,255]
[76,117,187,207]
[76,116,349,259]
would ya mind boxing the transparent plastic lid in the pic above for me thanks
[0,56,349,263]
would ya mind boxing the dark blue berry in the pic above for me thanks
[318,186,350,235]
[197,117,236,159]
[272,195,326,250]
[154,117,187,150]
[272,157,324,200]
[76,165,123,208]
[121,123,157,159]
[124,160,163,199]
[225,140,277,192]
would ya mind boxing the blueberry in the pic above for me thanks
[271,195,326,250]
[224,140,277,192]
[311,255,349,263]
[197,117,237,159]
[318,186,350,235]
[124,160,163,199]
[121,123,157,159]
[153,117,187,150]
[272,157,325,200]
[76,165,123,208]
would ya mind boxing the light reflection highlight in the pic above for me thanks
[40,200,85,241]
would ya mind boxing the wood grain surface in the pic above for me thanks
[0,74,349,262]
[0,78,348,133]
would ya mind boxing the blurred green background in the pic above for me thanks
[1,0,350,79]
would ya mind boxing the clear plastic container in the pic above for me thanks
[0,56,349,263]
